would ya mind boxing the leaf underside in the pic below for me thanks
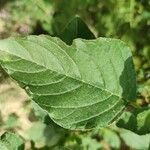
[0,35,136,130]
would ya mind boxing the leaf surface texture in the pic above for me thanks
[0,35,136,129]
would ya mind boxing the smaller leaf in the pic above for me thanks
[117,106,150,135]
[0,132,24,150]
[119,129,150,150]
[26,122,65,148]
[59,16,95,45]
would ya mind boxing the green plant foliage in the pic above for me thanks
[117,106,150,135]
[26,122,65,148]
[62,131,104,150]
[119,129,150,150]
[79,135,103,150]
[0,35,136,130]
[100,128,120,149]
[59,16,95,45]
[0,0,149,149]
[0,132,24,150]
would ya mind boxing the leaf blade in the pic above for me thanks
[0,35,136,130]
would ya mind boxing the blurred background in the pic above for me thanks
[0,0,149,150]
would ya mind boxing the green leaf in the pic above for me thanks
[0,132,24,150]
[119,129,150,150]
[26,122,65,148]
[32,100,64,127]
[0,35,136,130]
[59,16,95,45]
[117,106,150,135]
[101,128,120,149]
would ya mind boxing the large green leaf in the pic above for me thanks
[59,16,95,45]
[0,35,136,130]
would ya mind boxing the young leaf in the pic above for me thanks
[59,16,95,45]
[0,132,24,150]
[0,35,136,130]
